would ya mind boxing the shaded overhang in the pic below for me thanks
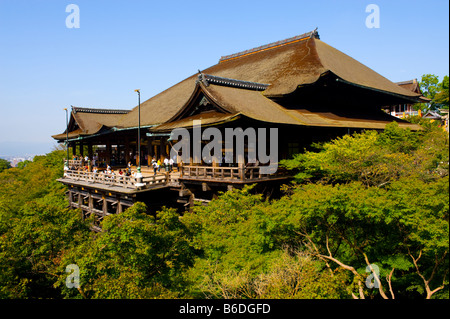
[150,112,241,132]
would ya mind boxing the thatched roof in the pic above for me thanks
[396,79,420,93]
[54,30,425,140]
[52,107,129,141]
[395,79,431,103]
[151,81,421,131]
[117,32,421,129]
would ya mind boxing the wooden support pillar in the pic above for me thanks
[88,144,93,159]
[79,141,84,157]
[239,164,245,180]
[202,182,211,192]
[68,190,73,207]
[125,136,130,165]
[106,141,111,166]
[148,136,153,165]
[159,138,166,162]
[189,139,194,165]
[153,144,159,160]
[189,194,195,213]
[88,192,93,219]
[179,162,183,177]
[78,190,82,209]
[88,143,94,163]
[102,196,108,216]
[238,147,245,180]
[117,200,123,214]
[212,157,219,167]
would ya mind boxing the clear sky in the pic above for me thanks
[0,0,448,156]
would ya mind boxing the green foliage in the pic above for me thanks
[404,115,443,130]
[272,176,448,298]
[182,186,280,298]
[16,160,32,169]
[182,187,350,299]
[278,124,448,298]
[0,150,90,298]
[0,124,448,300]
[434,75,449,109]
[420,74,440,101]
[416,74,449,111]
[253,250,349,299]
[56,203,195,298]
[280,122,448,186]
[183,186,274,274]
[0,159,11,173]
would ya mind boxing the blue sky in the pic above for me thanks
[0,0,448,156]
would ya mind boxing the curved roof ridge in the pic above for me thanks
[198,73,270,91]
[219,29,319,63]
[72,106,130,114]
[313,39,421,98]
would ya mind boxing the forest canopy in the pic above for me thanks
[0,121,448,299]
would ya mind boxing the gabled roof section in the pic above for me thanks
[395,79,430,103]
[396,79,420,93]
[117,29,423,129]
[423,111,443,119]
[71,106,129,133]
[150,80,422,131]
[151,112,241,132]
[218,29,319,63]
[297,39,422,100]
[52,106,130,141]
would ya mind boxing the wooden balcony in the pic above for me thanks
[67,159,83,169]
[61,169,180,193]
[59,164,289,195]
[179,165,289,184]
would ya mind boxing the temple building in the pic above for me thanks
[383,79,429,118]
[52,30,425,229]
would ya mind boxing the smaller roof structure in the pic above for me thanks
[422,111,443,120]
[52,106,130,141]
[395,79,431,103]
[150,75,422,132]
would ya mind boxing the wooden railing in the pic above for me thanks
[179,165,286,182]
[64,170,177,189]
[389,110,419,118]
[67,159,83,168]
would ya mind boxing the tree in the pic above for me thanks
[434,75,449,110]
[273,177,448,299]
[415,74,449,111]
[278,123,449,298]
[280,122,448,187]
[420,74,440,100]
[0,150,90,298]
[16,160,32,169]
[55,203,196,299]
[0,159,11,173]
[182,186,350,299]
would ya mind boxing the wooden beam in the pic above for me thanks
[202,182,211,192]
[88,192,93,215]
[117,200,123,214]
[102,196,107,216]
